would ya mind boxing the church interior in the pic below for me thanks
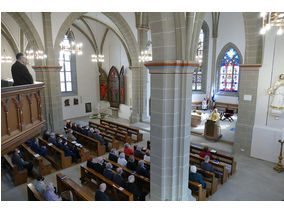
[1,7,284,205]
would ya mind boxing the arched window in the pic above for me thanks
[59,30,77,95]
[192,21,209,93]
[219,48,240,92]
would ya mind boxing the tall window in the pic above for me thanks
[192,29,204,91]
[218,48,240,92]
[59,31,77,94]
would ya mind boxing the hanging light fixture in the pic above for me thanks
[139,40,152,63]
[60,34,83,56]
[1,49,12,63]
[260,12,284,35]
[25,49,47,60]
[91,54,104,62]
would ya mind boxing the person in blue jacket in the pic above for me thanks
[189,165,206,191]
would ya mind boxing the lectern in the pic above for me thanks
[204,120,219,140]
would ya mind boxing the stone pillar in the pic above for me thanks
[209,37,217,100]
[146,61,198,201]
[33,66,64,134]
[129,66,141,123]
[234,65,261,155]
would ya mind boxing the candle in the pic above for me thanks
[282,128,284,142]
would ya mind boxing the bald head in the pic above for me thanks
[99,183,107,192]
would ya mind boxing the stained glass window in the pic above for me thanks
[219,48,239,92]
[59,35,73,93]
[192,29,204,91]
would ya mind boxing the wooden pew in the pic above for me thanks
[56,173,94,201]
[72,130,105,157]
[100,132,122,149]
[190,144,236,175]
[38,137,72,169]
[196,167,218,196]
[56,134,90,162]
[190,154,228,184]
[2,154,27,186]
[104,158,150,194]
[20,144,53,176]
[118,151,150,171]
[80,164,134,201]
[27,183,45,201]
[100,119,143,143]
[188,180,207,201]
[89,121,131,145]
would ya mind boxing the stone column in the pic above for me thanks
[234,65,261,155]
[129,66,142,123]
[145,61,198,201]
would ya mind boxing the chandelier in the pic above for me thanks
[91,54,104,62]
[1,49,12,63]
[25,49,47,60]
[260,12,284,35]
[60,32,83,56]
[139,50,152,63]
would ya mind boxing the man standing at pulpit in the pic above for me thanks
[209,108,221,136]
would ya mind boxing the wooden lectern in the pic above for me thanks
[204,120,219,140]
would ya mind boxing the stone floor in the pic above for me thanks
[2,116,284,201]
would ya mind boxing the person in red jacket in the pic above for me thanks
[124,143,134,155]
[199,146,213,160]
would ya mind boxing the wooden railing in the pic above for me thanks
[1,82,45,155]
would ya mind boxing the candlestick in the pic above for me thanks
[282,128,284,141]
[273,140,284,173]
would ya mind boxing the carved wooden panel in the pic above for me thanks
[119,66,126,104]
[108,66,120,108]
[99,67,108,101]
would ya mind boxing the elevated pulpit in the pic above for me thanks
[204,120,219,140]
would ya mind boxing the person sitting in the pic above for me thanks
[43,130,50,141]
[82,126,89,135]
[103,163,114,181]
[126,155,137,171]
[136,160,149,178]
[71,123,77,131]
[108,149,118,163]
[201,155,215,172]
[95,183,110,201]
[113,167,125,187]
[134,145,145,159]
[88,128,109,152]
[44,183,62,201]
[56,138,78,163]
[199,146,213,160]
[125,175,144,201]
[48,132,57,144]
[65,120,71,129]
[35,175,46,195]
[117,152,127,167]
[11,148,33,177]
[188,165,206,191]
[33,138,47,157]
[124,143,134,155]
[86,157,96,170]
[76,124,83,133]
[66,129,77,141]
[143,150,150,162]
[93,157,104,174]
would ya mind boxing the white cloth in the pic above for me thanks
[202,99,207,110]
[35,180,46,195]
[270,80,284,116]
[143,155,150,162]
[117,158,127,167]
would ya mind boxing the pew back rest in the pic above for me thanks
[27,183,45,201]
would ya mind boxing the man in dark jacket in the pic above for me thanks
[11,53,33,86]
[134,145,145,159]
[103,163,114,181]
[113,167,125,187]
[108,149,118,163]
[125,175,144,201]
[201,155,215,172]
[189,165,206,191]
[136,160,150,178]
[126,155,137,171]
[11,148,33,177]
[95,183,110,201]
[93,157,104,174]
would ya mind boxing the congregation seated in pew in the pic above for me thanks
[136,160,150,178]
[54,137,79,163]
[143,150,150,162]
[189,165,206,192]
[25,138,47,158]
[87,157,104,174]
[126,155,137,171]
[118,152,127,167]
[113,167,126,187]
[125,175,144,201]
[44,182,62,201]
[66,129,77,141]
[134,145,145,159]
[200,146,213,160]
[124,143,134,155]
[95,183,110,201]
[201,155,215,173]
[109,149,118,163]
[11,148,33,178]
[103,163,114,181]
[35,175,46,195]
[88,128,109,152]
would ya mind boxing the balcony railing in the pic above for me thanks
[1,82,46,155]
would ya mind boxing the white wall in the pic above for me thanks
[120,12,137,41]
[251,28,284,163]
[51,12,70,47]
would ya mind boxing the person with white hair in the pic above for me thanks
[143,150,150,162]
[108,148,118,163]
[125,175,143,201]
[113,167,125,187]
[48,132,56,144]
[66,129,77,141]
[88,128,109,152]
[44,182,62,201]
[189,165,206,190]
[103,162,114,180]
[201,155,215,172]
[95,183,110,201]
[117,152,127,167]
[136,160,150,178]
[134,145,145,159]
[93,157,104,174]
[124,143,134,155]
